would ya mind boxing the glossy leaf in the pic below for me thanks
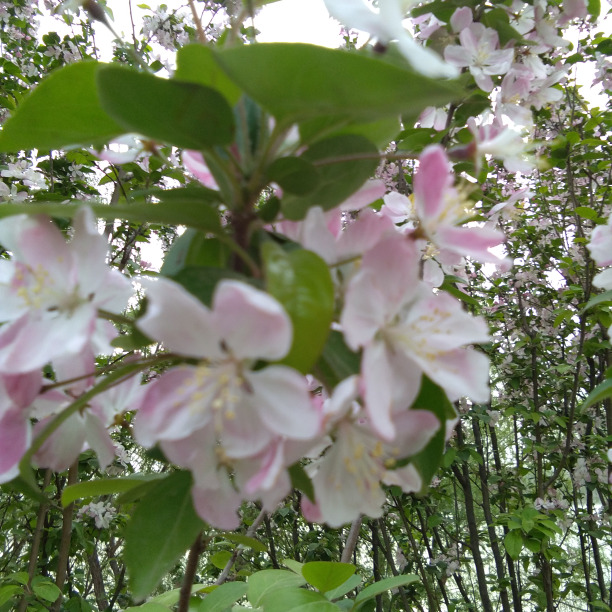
[124,471,204,601]
[323,574,362,601]
[262,242,334,373]
[282,134,379,220]
[247,570,306,607]
[161,230,230,276]
[214,44,459,124]
[217,533,268,553]
[194,582,248,611]
[259,587,338,612]
[353,575,419,607]
[504,530,524,560]
[62,474,165,507]
[175,44,242,105]
[267,156,320,196]
[301,562,356,594]
[0,61,123,152]
[97,66,235,149]
[0,194,222,234]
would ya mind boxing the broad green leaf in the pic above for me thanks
[288,463,315,503]
[0,195,222,234]
[575,206,598,220]
[211,551,233,570]
[581,377,612,411]
[504,530,524,560]
[175,44,242,105]
[62,474,165,506]
[314,331,361,390]
[195,582,248,611]
[149,584,207,607]
[97,66,234,149]
[262,242,334,373]
[214,44,459,124]
[402,376,454,490]
[0,585,22,607]
[283,559,304,575]
[353,575,419,607]
[161,230,231,276]
[324,574,362,601]
[267,157,320,196]
[217,533,268,553]
[124,471,205,601]
[0,61,124,152]
[247,570,306,607]
[281,134,379,220]
[31,577,61,603]
[582,289,612,312]
[302,562,356,594]
[259,587,338,612]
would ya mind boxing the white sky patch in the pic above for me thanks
[255,0,341,46]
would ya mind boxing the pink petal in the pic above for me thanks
[246,366,320,439]
[212,281,292,361]
[192,481,242,530]
[138,277,222,359]
[434,225,505,262]
[414,146,453,222]
[0,408,31,483]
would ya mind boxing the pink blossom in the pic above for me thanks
[0,208,133,373]
[305,377,439,526]
[341,235,490,439]
[413,145,507,264]
[444,23,514,91]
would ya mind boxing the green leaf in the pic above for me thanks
[353,575,419,607]
[214,44,460,124]
[211,551,233,570]
[0,61,123,152]
[267,157,320,196]
[405,376,453,490]
[581,377,612,411]
[575,206,598,220]
[314,331,361,390]
[324,574,362,601]
[283,560,305,575]
[97,66,235,149]
[504,530,524,560]
[149,584,207,607]
[262,242,334,373]
[161,230,231,276]
[302,562,356,594]
[0,585,23,607]
[62,474,165,506]
[288,463,315,503]
[175,44,242,105]
[0,195,222,234]
[31,577,61,603]
[247,570,306,607]
[281,134,379,220]
[582,289,612,312]
[124,471,204,601]
[259,588,338,612]
[195,582,248,611]
[217,533,267,553]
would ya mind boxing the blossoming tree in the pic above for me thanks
[0,0,610,610]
